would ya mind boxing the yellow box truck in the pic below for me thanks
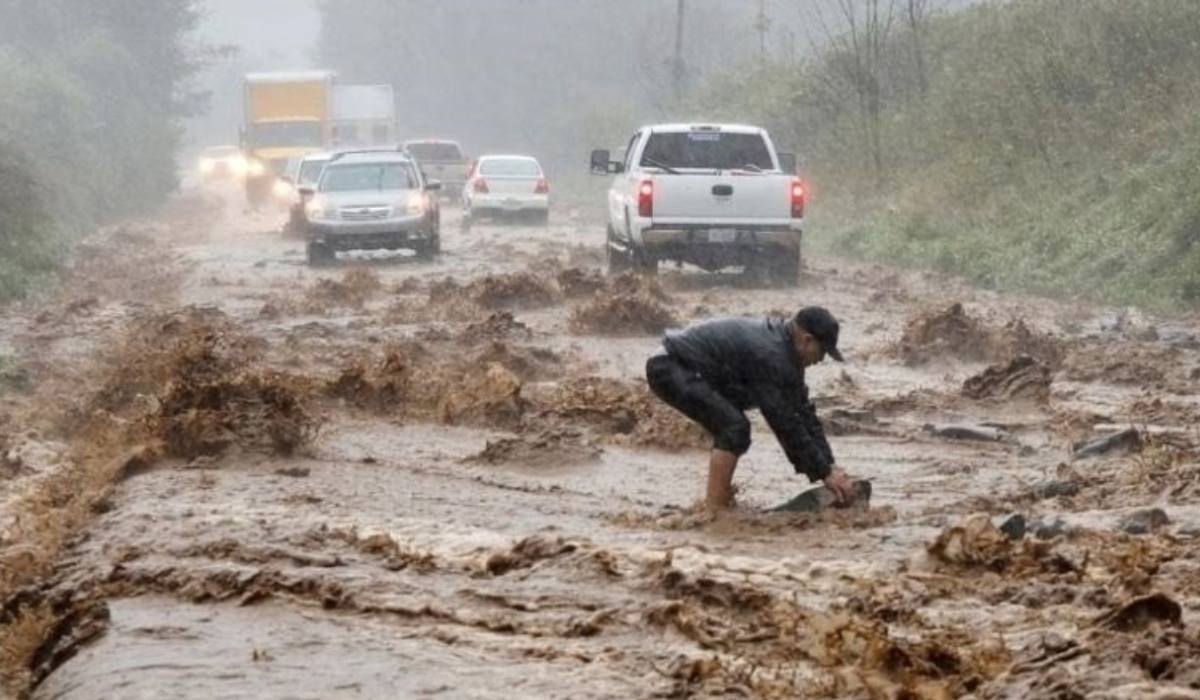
[242,70,335,207]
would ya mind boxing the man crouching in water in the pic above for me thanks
[646,306,855,510]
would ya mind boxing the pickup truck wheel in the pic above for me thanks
[605,225,632,275]
[306,242,334,267]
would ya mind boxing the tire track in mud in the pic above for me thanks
[4,189,1200,698]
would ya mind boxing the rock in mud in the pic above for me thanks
[1094,593,1182,632]
[769,480,872,513]
[1031,480,1082,500]
[1033,517,1068,540]
[1072,427,1142,459]
[923,423,1006,442]
[962,355,1051,402]
[1118,508,1170,535]
[999,513,1027,540]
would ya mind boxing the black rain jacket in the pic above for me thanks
[663,316,834,481]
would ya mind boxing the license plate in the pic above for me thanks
[709,228,737,243]
[504,198,521,208]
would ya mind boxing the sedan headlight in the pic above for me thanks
[199,158,215,174]
[247,159,266,177]
[405,192,426,216]
[273,179,295,199]
[230,155,249,177]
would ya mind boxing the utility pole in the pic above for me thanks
[755,0,771,61]
[673,0,687,102]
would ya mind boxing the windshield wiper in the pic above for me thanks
[641,157,680,175]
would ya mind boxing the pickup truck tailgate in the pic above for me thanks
[652,174,792,222]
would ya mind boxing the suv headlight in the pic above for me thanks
[247,159,266,177]
[405,192,426,216]
[306,196,335,220]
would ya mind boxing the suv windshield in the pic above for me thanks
[640,132,774,171]
[321,162,418,192]
[407,142,463,161]
[479,159,540,177]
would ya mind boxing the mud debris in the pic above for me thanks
[463,311,532,341]
[1073,427,1143,459]
[1119,508,1171,535]
[568,291,679,336]
[530,376,709,450]
[963,355,1052,401]
[302,267,382,311]
[897,303,1062,366]
[555,267,606,298]
[467,429,601,468]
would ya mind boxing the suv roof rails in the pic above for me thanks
[329,149,412,162]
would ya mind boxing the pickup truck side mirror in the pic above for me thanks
[777,152,797,174]
[298,185,315,197]
[424,179,443,192]
[590,149,623,175]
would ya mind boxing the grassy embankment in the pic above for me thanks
[0,1,199,302]
[700,0,1200,310]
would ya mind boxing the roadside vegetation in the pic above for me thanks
[697,0,1200,309]
[0,0,202,302]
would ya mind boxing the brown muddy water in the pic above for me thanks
[4,185,1200,699]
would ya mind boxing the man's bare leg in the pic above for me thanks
[706,449,738,510]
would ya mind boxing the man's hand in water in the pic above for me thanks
[824,468,856,505]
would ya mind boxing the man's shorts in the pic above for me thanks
[645,353,752,455]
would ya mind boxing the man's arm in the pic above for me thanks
[798,390,834,466]
[755,380,833,482]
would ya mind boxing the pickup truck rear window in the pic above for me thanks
[406,143,464,161]
[640,132,774,171]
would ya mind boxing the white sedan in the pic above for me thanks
[461,155,550,227]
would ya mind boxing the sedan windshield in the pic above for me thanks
[640,132,774,170]
[479,159,541,177]
[321,162,417,192]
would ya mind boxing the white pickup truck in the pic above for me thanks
[590,123,804,284]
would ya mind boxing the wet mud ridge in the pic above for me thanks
[3,194,1200,698]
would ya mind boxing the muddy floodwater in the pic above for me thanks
[4,186,1200,699]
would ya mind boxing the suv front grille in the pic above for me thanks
[339,206,392,221]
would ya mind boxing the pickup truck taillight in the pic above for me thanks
[535,177,549,194]
[637,179,654,218]
[790,178,806,218]
[473,178,489,194]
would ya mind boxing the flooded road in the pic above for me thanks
[5,188,1200,698]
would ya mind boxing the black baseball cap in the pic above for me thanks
[793,306,844,362]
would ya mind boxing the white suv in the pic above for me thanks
[301,152,442,265]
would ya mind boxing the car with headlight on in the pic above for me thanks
[280,152,335,236]
[461,155,550,228]
[300,151,442,265]
[198,145,247,182]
